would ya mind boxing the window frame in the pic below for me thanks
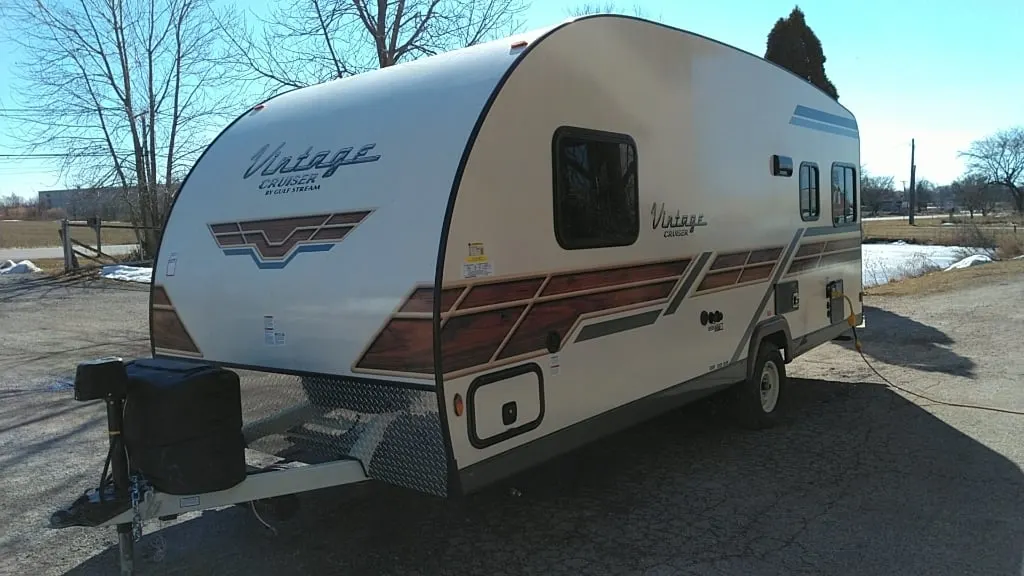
[798,161,820,222]
[551,125,640,251]
[830,161,859,226]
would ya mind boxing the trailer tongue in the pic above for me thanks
[50,357,373,575]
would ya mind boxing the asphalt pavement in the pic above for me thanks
[0,244,139,262]
[0,273,1021,576]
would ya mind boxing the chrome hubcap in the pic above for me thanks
[759,360,780,413]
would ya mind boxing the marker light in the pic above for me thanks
[453,394,464,417]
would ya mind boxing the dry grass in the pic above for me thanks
[866,258,1024,297]
[996,234,1024,259]
[29,258,73,275]
[863,217,1022,246]
[0,220,138,249]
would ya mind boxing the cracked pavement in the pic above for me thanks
[0,273,1021,576]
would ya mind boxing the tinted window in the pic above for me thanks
[831,163,857,225]
[553,128,639,249]
[799,162,820,221]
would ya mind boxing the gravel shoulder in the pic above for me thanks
[0,273,1021,576]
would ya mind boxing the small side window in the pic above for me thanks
[830,163,858,225]
[799,162,820,221]
[553,127,639,250]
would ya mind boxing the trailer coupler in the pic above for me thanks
[50,483,131,529]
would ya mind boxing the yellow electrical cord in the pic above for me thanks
[831,290,1024,416]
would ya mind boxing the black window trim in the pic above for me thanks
[551,125,640,251]
[830,161,858,226]
[799,161,820,222]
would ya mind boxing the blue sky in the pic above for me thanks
[1,0,1021,199]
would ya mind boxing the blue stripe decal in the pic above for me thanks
[789,116,859,139]
[792,105,858,130]
[222,243,335,269]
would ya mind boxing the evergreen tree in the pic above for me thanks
[765,6,839,100]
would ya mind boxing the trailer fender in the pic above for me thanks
[746,317,792,380]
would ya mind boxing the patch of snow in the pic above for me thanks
[0,259,42,274]
[1014,255,1024,261]
[944,254,993,271]
[862,243,992,287]
[100,264,153,283]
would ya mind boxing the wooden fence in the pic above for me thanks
[58,218,160,273]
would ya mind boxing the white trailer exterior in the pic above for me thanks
[148,14,863,499]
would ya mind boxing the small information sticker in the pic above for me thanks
[165,253,178,277]
[461,242,494,278]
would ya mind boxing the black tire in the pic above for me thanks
[730,341,787,430]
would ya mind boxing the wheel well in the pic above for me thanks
[761,331,789,362]
[746,326,792,382]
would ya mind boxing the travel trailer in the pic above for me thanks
[51,13,863,574]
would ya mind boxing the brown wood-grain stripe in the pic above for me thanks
[738,262,775,283]
[150,285,201,355]
[540,259,690,296]
[795,242,826,258]
[354,318,434,374]
[355,249,786,377]
[459,278,546,309]
[824,237,861,252]
[786,256,820,275]
[399,287,465,314]
[697,269,742,291]
[818,249,861,268]
[498,280,677,360]
[709,251,749,270]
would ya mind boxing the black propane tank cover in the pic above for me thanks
[73,357,128,402]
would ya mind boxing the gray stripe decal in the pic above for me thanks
[804,223,861,237]
[789,116,859,139]
[663,251,713,316]
[792,105,859,130]
[575,309,662,343]
[730,229,806,363]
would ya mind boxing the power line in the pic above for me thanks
[0,153,111,158]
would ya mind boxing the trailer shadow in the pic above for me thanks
[63,377,1023,576]
[839,305,976,378]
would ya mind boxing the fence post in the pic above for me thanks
[60,218,72,273]
[94,216,102,254]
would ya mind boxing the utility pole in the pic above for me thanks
[908,138,917,226]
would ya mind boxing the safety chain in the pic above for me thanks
[129,475,147,542]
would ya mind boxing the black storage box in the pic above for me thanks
[122,358,246,495]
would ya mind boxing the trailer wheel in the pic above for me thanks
[731,341,787,430]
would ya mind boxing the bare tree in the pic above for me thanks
[217,0,530,97]
[859,166,896,216]
[566,2,653,18]
[0,0,246,257]
[959,126,1024,214]
[914,178,935,210]
[951,173,997,218]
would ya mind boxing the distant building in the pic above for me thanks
[37,185,177,222]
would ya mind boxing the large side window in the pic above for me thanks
[553,127,639,250]
[831,163,858,225]
[799,162,820,221]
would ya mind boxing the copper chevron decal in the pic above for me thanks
[784,236,862,276]
[353,257,692,379]
[209,210,373,268]
[151,285,203,358]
